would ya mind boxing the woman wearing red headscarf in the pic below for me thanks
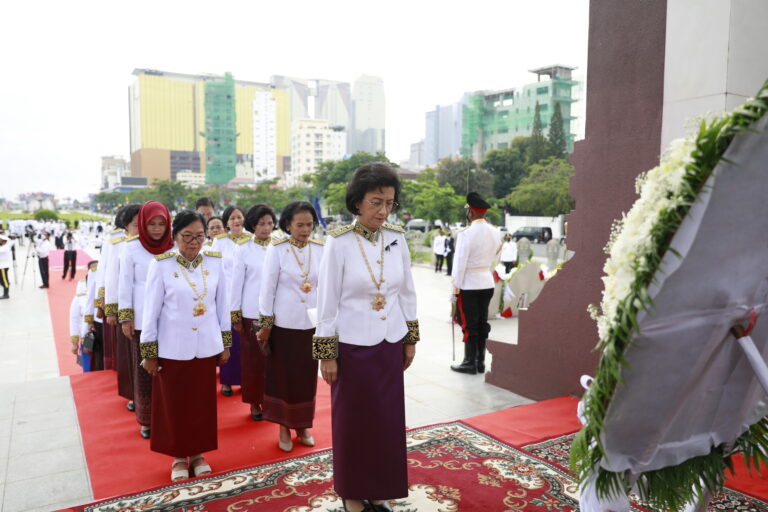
[118,201,174,438]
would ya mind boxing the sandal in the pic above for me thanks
[171,458,189,481]
[189,455,212,477]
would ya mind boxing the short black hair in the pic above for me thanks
[122,204,141,227]
[172,210,207,238]
[113,206,127,229]
[222,206,246,231]
[195,197,214,209]
[345,162,401,215]
[244,204,277,233]
[279,201,318,233]
[206,216,224,228]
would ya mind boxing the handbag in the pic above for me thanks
[250,319,271,356]
[83,332,96,352]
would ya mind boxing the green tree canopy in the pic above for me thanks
[410,180,465,223]
[311,152,396,193]
[505,157,575,217]
[34,209,58,220]
[528,101,551,165]
[236,180,311,214]
[548,101,567,159]
[481,142,529,199]
[435,157,494,199]
[323,182,348,215]
[92,191,125,210]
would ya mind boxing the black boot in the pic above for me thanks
[476,338,487,373]
[451,340,477,374]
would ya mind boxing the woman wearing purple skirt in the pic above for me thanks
[314,163,419,512]
[212,206,251,396]
[230,204,276,420]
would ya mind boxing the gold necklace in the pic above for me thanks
[353,230,386,311]
[177,259,208,316]
[288,240,313,293]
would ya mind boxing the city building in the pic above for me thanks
[423,96,467,166]
[100,156,130,191]
[253,90,278,180]
[287,120,347,187]
[351,75,385,154]
[176,171,206,187]
[408,140,425,167]
[128,69,290,186]
[271,75,352,137]
[461,65,581,161]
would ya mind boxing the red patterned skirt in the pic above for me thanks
[241,318,267,407]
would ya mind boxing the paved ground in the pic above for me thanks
[0,248,529,512]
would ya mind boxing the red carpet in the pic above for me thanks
[45,266,91,376]
[47,249,93,270]
[70,370,332,500]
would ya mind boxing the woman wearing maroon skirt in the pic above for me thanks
[257,201,324,452]
[230,204,276,421]
[118,201,174,439]
[314,163,419,512]
[140,210,232,482]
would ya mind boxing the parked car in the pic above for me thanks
[512,226,553,243]
[406,218,430,233]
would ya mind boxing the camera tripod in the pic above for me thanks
[19,239,38,290]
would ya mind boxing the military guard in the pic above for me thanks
[450,192,501,374]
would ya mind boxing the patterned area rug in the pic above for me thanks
[73,423,586,512]
[523,434,768,512]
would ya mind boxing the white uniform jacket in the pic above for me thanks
[258,237,324,331]
[84,266,102,325]
[93,229,124,310]
[139,250,232,360]
[104,234,131,317]
[229,236,270,323]
[451,219,502,291]
[212,232,251,277]
[312,222,420,360]
[69,279,88,341]
[117,236,153,327]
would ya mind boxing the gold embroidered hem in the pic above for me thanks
[176,254,202,269]
[70,335,79,343]
[104,303,118,316]
[231,310,243,323]
[404,320,420,344]
[84,314,94,323]
[140,341,159,359]
[354,222,379,243]
[258,314,275,329]
[312,336,339,360]
[222,331,233,348]
[288,238,308,248]
[94,297,104,309]
[118,308,135,322]
[98,287,105,298]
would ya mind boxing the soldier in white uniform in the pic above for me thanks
[450,192,502,375]
[139,210,232,482]
[314,163,419,512]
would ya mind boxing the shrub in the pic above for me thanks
[34,209,59,221]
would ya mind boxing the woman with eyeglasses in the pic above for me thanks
[118,201,174,439]
[257,201,324,453]
[140,210,232,482]
[314,163,419,512]
[230,204,277,421]
[213,206,251,397]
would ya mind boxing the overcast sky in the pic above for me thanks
[0,0,588,202]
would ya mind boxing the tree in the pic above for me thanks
[481,144,529,198]
[310,152,396,193]
[527,101,551,165]
[323,182,348,215]
[92,191,125,210]
[410,180,465,223]
[506,157,575,217]
[236,180,311,213]
[548,101,567,159]
[34,209,58,220]
[435,157,494,199]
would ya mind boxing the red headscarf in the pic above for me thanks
[137,201,173,255]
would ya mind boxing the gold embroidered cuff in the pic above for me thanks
[404,320,420,345]
[222,331,233,348]
[70,335,79,344]
[140,341,158,359]
[312,336,339,360]
[104,303,118,316]
[94,297,104,309]
[118,308,134,322]
[231,310,243,323]
[84,314,94,323]
[98,287,105,298]
[258,314,275,329]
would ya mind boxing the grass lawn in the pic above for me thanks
[1,210,110,225]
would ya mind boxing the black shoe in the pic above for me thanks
[0,295,8,300]
[39,285,48,289]
[251,412,263,421]
[369,501,393,511]
[140,427,150,439]
[477,364,486,373]
[221,386,233,397]
[450,362,477,375]
[126,401,135,411]
[342,500,378,512]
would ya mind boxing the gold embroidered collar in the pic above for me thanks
[228,233,249,243]
[354,222,380,243]
[254,237,270,247]
[176,254,203,269]
[288,237,308,249]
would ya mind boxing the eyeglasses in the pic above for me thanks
[365,200,398,211]
[179,234,205,243]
